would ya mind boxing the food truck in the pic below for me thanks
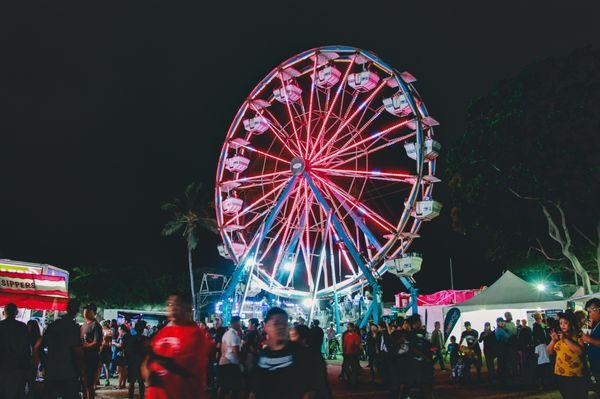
[0,259,69,325]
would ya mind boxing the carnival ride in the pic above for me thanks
[215,46,441,330]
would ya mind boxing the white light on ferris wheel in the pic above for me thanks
[283,261,295,272]
[302,298,314,308]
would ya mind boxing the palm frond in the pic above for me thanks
[161,220,185,236]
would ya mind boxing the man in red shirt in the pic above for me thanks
[341,322,361,386]
[142,294,209,399]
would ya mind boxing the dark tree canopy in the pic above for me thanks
[446,47,600,277]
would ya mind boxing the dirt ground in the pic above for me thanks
[96,359,599,399]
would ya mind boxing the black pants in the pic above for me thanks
[0,369,27,399]
[43,379,80,399]
[433,349,446,370]
[342,354,360,386]
[556,375,588,399]
[484,352,495,383]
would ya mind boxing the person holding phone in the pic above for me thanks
[547,311,587,399]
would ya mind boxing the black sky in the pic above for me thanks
[1,1,599,299]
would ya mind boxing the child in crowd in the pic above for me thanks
[533,339,551,389]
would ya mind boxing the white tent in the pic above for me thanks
[443,271,567,341]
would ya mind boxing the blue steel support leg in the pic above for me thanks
[333,290,341,333]
[305,173,382,329]
[220,175,298,323]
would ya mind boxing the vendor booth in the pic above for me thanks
[442,271,567,342]
[0,261,69,324]
[396,288,483,332]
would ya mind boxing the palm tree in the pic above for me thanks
[161,182,218,319]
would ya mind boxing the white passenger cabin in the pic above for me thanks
[243,116,269,134]
[385,253,422,277]
[313,66,341,88]
[348,71,380,92]
[225,156,250,174]
[383,93,411,116]
[222,197,243,215]
[404,138,441,161]
[218,243,246,259]
[273,84,302,104]
[412,199,442,221]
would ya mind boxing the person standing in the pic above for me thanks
[582,298,600,397]
[532,313,547,346]
[218,316,242,399]
[243,318,260,393]
[309,319,325,356]
[365,323,379,383]
[494,318,510,386]
[142,293,209,399]
[80,303,102,399]
[547,311,587,399]
[37,299,83,399]
[113,324,130,389]
[341,322,361,387]
[459,321,482,383]
[0,303,32,399]
[124,321,148,399]
[254,307,321,399]
[430,321,446,371]
[326,323,337,360]
[478,322,497,383]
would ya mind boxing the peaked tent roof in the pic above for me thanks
[453,271,564,310]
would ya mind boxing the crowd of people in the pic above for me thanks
[0,295,599,399]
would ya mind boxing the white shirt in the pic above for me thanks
[534,343,550,365]
[219,328,241,365]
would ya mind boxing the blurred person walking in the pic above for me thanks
[0,303,32,399]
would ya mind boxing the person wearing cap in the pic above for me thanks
[494,317,509,385]
[218,315,242,398]
[582,297,600,396]
[458,321,482,383]
[80,303,102,399]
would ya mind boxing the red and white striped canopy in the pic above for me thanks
[0,271,68,311]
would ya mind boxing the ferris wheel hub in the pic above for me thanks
[290,157,306,176]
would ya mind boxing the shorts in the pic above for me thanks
[218,364,242,391]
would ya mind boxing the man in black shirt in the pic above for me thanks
[38,299,83,399]
[0,303,31,399]
[81,303,103,399]
[478,322,497,383]
[459,321,482,383]
[309,319,325,355]
[255,307,324,399]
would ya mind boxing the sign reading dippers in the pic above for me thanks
[0,271,68,310]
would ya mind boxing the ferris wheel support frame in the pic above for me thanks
[220,176,298,322]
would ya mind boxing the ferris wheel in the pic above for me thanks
[215,46,441,324]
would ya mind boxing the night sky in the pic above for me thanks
[1,1,599,300]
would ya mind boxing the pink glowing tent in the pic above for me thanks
[0,271,68,311]
[396,288,483,308]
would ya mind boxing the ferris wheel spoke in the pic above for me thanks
[235,142,289,164]
[323,105,385,161]
[220,170,291,186]
[249,106,301,157]
[312,174,395,232]
[277,72,306,157]
[312,58,356,159]
[325,130,417,170]
[313,167,414,183]
[305,54,319,158]
[222,178,290,227]
[310,79,387,162]
[314,119,413,167]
